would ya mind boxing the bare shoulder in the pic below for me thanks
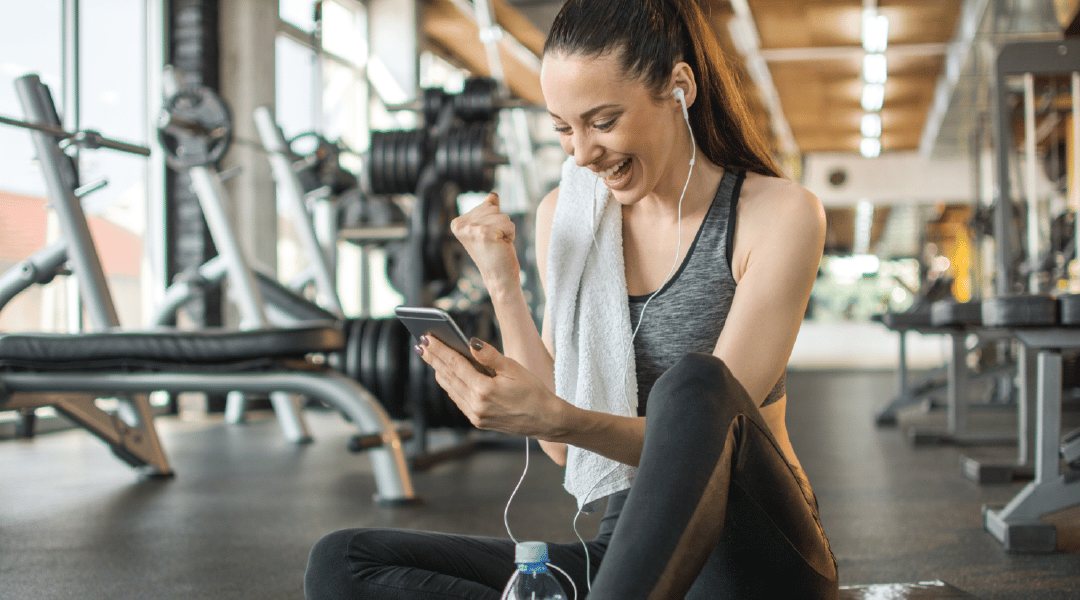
[732,172,826,277]
[740,172,824,232]
[536,186,560,233]
[534,186,561,285]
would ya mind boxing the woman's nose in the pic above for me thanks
[570,131,601,167]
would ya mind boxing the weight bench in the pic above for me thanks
[0,325,419,506]
[875,304,1015,441]
[908,299,1016,447]
[979,294,1080,551]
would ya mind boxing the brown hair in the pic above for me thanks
[543,0,782,178]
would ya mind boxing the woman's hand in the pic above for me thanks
[415,333,566,440]
[451,193,520,292]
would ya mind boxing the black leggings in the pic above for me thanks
[305,353,839,599]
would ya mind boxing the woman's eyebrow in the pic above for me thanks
[548,103,621,122]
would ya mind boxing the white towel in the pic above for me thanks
[547,157,638,513]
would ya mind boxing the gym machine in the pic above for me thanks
[342,76,513,470]
[978,39,1080,552]
[0,73,417,506]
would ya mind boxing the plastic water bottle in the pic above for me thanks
[500,541,568,600]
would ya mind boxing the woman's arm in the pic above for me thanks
[450,189,561,462]
[712,176,826,404]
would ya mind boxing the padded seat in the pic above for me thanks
[1057,293,1080,326]
[930,299,982,327]
[880,305,934,331]
[0,325,343,371]
[981,295,1057,328]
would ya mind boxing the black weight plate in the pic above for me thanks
[344,318,363,381]
[423,87,445,127]
[981,295,1058,328]
[157,85,233,169]
[376,318,409,419]
[406,131,424,191]
[359,317,381,397]
[470,125,486,192]
[369,131,386,194]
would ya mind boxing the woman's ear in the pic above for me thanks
[670,61,697,110]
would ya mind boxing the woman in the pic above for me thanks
[305,0,838,598]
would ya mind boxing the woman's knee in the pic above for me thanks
[648,353,753,421]
[305,529,359,599]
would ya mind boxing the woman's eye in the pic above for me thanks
[552,124,571,134]
[594,118,617,131]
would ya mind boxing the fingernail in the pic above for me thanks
[420,335,430,347]
[413,344,424,356]
[470,337,484,351]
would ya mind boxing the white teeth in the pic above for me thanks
[598,158,628,179]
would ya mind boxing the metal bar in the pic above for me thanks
[947,332,968,435]
[1035,351,1062,485]
[0,368,417,503]
[253,106,343,316]
[187,166,268,329]
[1024,73,1039,293]
[15,74,119,331]
[0,241,68,312]
[1072,72,1080,287]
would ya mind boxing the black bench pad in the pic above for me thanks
[930,299,982,327]
[880,305,934,330]
[981,295,1058,328]
[0,325,344,367]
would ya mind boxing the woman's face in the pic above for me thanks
[540,51,685,205]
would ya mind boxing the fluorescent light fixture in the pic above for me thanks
[861,83,884,111]
[862,11,889,53]
[861,113,882,138]
[860,137,882,158]
[863,53,887,84]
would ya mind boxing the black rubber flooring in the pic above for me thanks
[1,369,1078,599]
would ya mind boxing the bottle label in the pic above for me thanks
[517,562,549,575]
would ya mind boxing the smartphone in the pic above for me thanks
[394,306,495,376]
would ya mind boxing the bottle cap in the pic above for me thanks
[514,541,549,564]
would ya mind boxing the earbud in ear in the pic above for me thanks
[673,88,689,121]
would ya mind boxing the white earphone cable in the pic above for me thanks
[503,86,697,597]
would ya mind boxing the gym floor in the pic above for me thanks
[1,369,1078,600]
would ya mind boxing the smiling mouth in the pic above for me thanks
[598,158,629,179]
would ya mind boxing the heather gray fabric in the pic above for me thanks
[629,168,786,413]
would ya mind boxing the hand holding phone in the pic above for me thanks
[394,306,496,376]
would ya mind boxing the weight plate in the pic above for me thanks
[377,318,410,419]
[157,85,233,170]
[359,317,381,396]
[344,318,364,381]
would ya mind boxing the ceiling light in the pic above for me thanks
[860,137,882,158]
[861,113,882,138]
[863,53,887,84]
[861,83,884,111]
[862,11,889,53]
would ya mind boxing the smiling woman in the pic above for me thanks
[305,1,836,599]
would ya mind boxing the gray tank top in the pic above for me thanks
[628,168,786,415]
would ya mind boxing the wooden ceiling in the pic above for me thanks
[428,0,1076,157]
[725,0,964,154]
